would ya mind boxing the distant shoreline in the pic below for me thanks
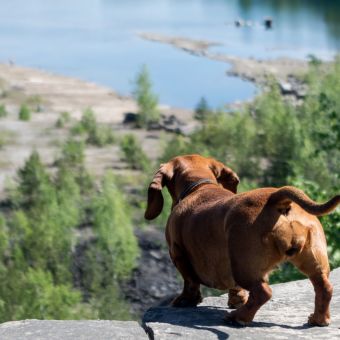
[138,32,312,84]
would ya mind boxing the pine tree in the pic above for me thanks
[133,65,160,128]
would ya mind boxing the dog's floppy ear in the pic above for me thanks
[210,159,239,193]
[145,162,174,220]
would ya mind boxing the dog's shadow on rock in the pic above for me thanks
[143,304,313,340]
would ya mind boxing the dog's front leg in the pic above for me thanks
[172,280,202,307]
[170,244,203,307]
[225,281,272,326]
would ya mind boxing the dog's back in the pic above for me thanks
[166,185,236,289]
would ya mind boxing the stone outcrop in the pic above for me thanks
[1,268,339,339]
[143,268,340,339]
[0,320,148,339]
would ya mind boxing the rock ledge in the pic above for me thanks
[1,269,339,339]
[143,268,340,339]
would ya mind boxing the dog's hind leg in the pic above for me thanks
[289,235,332,326]
[228,286,248,309]
[225,281,272,325]
[308,274,333,326]
[170,244,203,307]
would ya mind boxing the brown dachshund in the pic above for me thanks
[144,154,340,326]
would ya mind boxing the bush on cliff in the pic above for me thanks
[120,134,151,171]
[133,65,160,128]
[18,104,31,121]
[71,108,115,147]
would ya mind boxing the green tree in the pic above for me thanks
[57,139,94,194]
[194,97,211,121]
[71,108,115,147]
[17,150,51,205]
[0,104,7,118]
[91,172,139,279]
[18,104,31,121]
[120,134,150,171]
[55,111,71,128]
[133,65,160,128]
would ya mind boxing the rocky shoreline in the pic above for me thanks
[138,32,312,84]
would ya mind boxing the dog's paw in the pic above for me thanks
[224,311,251,327]
[307,313,330,327]
[171,294,202,308]
[227,288,248,309]
[227,301,246,310]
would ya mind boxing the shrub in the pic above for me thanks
[133,65,160,128]
[194,97,211,121]
[58,139,94,193]
[59,139,85,168]
[55,111,71,128]
[0,104,7,118]
[87,125,115,147]
[17,150,51,204]
[120,134,150,171]
[71,108,96,135]
[71,108,115,147]
[0,268,82,321]
[19,104,31,121]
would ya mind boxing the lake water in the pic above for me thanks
[1,0,340,109]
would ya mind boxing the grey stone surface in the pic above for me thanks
[143,268,340,339]
[0,320,148,340]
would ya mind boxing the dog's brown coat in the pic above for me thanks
[145,155,340,326]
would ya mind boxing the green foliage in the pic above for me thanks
[59,139,85,168]
[17,151,51,205]
[194,97,211,121]
[91,172,139,279]
[10,269,81,320]
[0,146,139,321]
[18,104,31,121]
[71,108,115,146]
[79,108,97,133]
[87,125,115,147]
[0,104,7,118]
[57,138,94,194]
[120,134,151,171]
[133,65,160,128]
[78,173,139,319]
[55,111,71,128]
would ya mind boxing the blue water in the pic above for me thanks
[1,0,340,108]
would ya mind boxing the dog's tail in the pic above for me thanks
[269,186,340,216]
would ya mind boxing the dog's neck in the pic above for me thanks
[176,178,217,204]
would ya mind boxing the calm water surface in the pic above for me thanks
[1,0,340,108]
